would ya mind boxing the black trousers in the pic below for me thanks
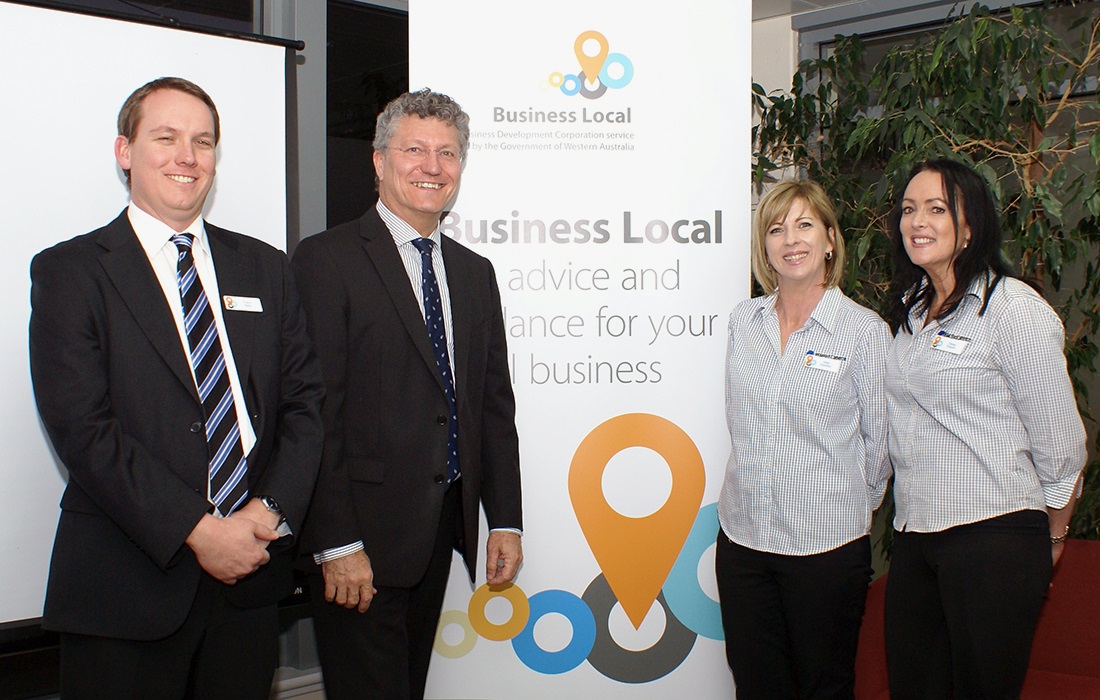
[59,574,279,700]
[885,509,1051,700]
[716,533,872,700]
[310,484,461,700]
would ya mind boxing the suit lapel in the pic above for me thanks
[359,212,447,394]
[97,213,198,402]
[207,225,256,389]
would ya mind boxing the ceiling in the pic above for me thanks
[353,0,871,23]
[752,0,863,21]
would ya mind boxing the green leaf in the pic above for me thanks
[930,41,945,72]
[956,33,971,58]
[856,233,871,262]
[1088,194,1100,218]
[1041,190,1065,223]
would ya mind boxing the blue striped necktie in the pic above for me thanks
[172,234,249,515]
[410,237,460,487]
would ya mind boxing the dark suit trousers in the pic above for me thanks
[59,574,279,700]
[884,510,1051,700]
[716,534,872,700]
[310,483,462,700]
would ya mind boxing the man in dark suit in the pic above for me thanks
[291,89,523,700]
[28,77,324,699]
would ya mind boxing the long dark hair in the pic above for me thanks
[886,159,1020,333]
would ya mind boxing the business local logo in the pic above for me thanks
[435,414,722,683]
[549,30,634,99]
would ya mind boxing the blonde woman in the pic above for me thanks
[717,180,891,699]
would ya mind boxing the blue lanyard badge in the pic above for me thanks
[931,330,970,354]
[804,350,845,373]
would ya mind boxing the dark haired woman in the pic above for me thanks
[883,159,1086,699]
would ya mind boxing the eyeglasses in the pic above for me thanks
[387,145,460,164]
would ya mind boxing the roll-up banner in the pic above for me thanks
[413,1,751,697]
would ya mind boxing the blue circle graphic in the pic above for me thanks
[560,73,582,96]
[511,589,596,675]
[662,503,724,640]
[598,53,634,90]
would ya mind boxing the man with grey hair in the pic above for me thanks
[292,88,523,699]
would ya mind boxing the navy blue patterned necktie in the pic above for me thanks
[411,237,460,487]
[172,234,249,515]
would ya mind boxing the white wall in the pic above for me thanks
[751,14,798,96]
[750,14,798,202]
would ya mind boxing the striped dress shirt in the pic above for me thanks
[718,286,892,556]
[886,272,1086,532]
[377,200,455,376]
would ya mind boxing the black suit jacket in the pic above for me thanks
[29,211,324,640]
[291,209,522,588]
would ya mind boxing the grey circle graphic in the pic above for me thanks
[578,71,608,100]
[581,573,697,683]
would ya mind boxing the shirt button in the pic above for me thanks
[436,415,447,425]
[433,474,445,484]
[190,421,203,433]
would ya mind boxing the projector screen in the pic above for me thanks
[0,1,291,627]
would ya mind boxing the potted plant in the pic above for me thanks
[752,2,1100,549]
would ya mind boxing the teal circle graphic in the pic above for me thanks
[663,503,724,640]
[598,53,634,89]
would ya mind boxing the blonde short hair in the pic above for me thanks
[751,179,845,294]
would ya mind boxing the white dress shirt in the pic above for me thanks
[127,204,256,510]
[886,272,1086,532]
[718,286,892,556]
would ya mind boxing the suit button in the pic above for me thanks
[436,415,447,425]
[190,421,203,433]
[434,474,445,484]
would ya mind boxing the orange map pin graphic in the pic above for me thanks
[568,413,705,629]
[574,30,609,88]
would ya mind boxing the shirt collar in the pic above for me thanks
[962,270,992,300]
[808,286,844,334]
[376,200,441,248]
[754,285,842,335]
[127,203,207,259]
[908,270,992,326]
[756,293,779,318]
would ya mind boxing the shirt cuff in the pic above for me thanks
[489,527,523,537]
[313,541,364,565]
[1041,474,1083,511]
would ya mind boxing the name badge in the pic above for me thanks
[223,295,263,313]
[931,330,969,354]
[804,350,846,373]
